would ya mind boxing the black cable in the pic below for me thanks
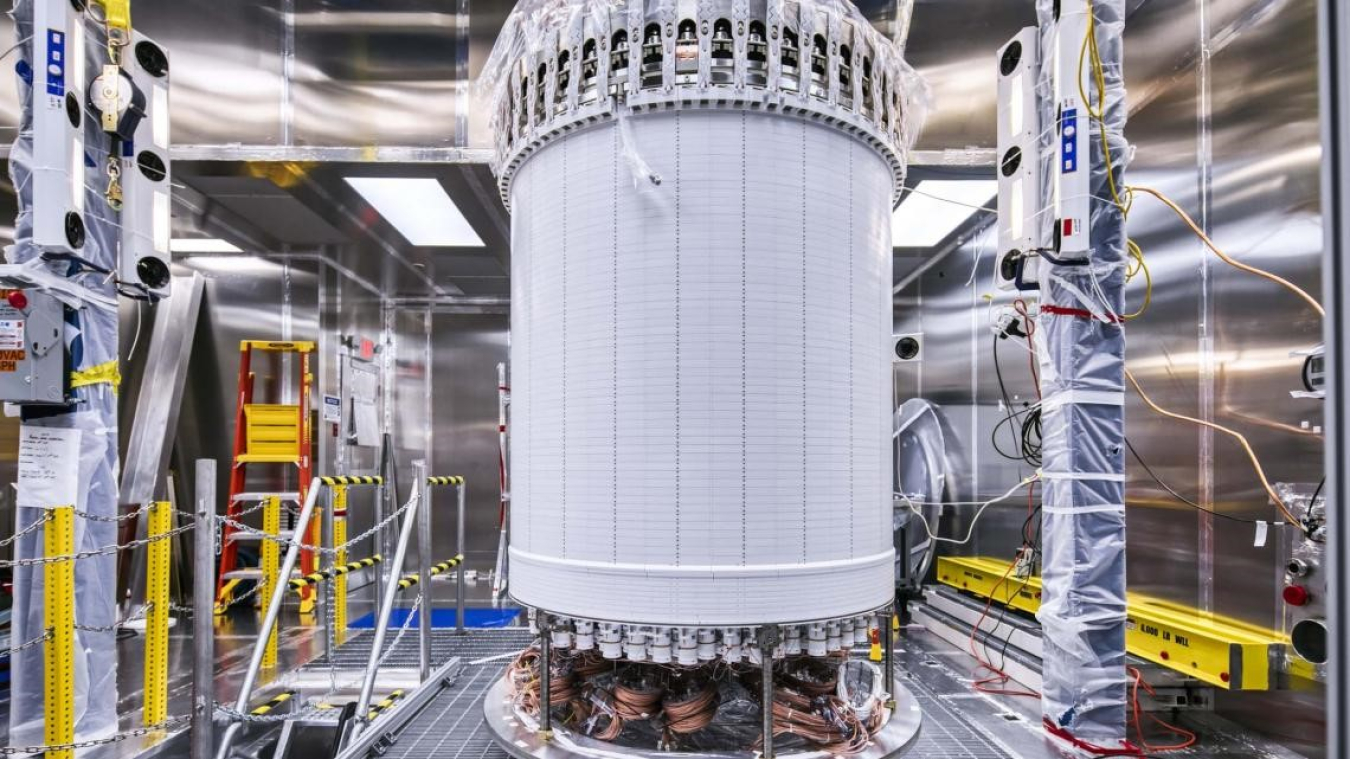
[991,336,1041,467]
[1125,437,1262,524]
[1310,476,1325,508]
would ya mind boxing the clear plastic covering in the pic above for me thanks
[8,0,122,744]
[479,0,927,194]
[1032,0,1130,749]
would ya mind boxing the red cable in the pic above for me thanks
[1127,666,1197,752]
[966,550,1040,699]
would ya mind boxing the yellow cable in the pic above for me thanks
[1124,368,1304,530]
[1121,241,1152,321]
[1126,185,1325,317]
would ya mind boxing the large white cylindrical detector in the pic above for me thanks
[487,0,921,631]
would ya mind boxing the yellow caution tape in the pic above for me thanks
[320,475,384,486]
[426,476,466,486]
[397,556,464,590]
[69,359,121,395]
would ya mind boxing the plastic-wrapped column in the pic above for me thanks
[508,109,895,626]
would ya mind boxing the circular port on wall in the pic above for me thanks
[1290,618,1328,665]
[895,336,920,361]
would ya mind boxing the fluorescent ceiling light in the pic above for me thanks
[892,179,997,248]
[170,237,242,253]
[344,177,484,247]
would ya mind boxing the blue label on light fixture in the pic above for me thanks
[1060,107,1078,173]
[45,29,65,97]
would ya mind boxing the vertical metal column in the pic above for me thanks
[216,478,325,759]
[456,482,466,634]
[191,460,216,759]
[321,487,335,661]
[414,461,432,680]
[759,626,778,759]
[45,505,75,759]
[538,613,553,739]
[144,501,172,727]
[260,495,280,671]
[881,608,895,708]
[351,485,423,742]
[1321,0,1350,752]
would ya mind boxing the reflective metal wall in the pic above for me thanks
[893,1,1324,754]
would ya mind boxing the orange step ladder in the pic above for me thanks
[215,340,318,615]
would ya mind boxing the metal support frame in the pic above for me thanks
[45,505,75,759]
[350,483,424,743]
[538,613,553,740]
[144,501,172,727]
[415,461,433,680]
[216,477,325,759]
[192,461,216,759]
[1323,0,1350,752]
[881,608,896,709]
[457,482,467,634]
[759,626,778,759]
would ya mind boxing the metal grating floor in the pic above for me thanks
[304,628,532,672]
[377,628,533,759]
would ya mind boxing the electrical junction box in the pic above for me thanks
[0,291,67,404]
[1051,0,1092,255]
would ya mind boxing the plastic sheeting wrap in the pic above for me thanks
[1033,0,1130,746]
[8,0,121,743]
[485,0,925,628]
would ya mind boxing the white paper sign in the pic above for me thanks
[323,395,341,423]
[17,426,81,509]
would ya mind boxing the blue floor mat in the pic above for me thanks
[350,607,520,629]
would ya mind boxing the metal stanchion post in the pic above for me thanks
[456,481,466,635]
[144,501,172,728]
[759,626,778,759]
[321,488,335,663]
[192,461,216,759]
[45,505,76,759]
[882,608,896,709]
[538,613,553,740]
[414,461,432,681]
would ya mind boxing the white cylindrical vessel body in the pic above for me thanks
[508,109,895,626]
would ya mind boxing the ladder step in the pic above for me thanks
[231,492,301,503]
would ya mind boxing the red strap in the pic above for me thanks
[1042,718,1143,756]
[1040,304,1123,324]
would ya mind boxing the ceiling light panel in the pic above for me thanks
[891,179,997,248]
[345,177,484,247]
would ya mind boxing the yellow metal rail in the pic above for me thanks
[144,501,171,727]
[45,506,75,759]
[260,495,281,670]
[935,555,1284,690]
[289,555,382,591]
[334,486,349,646]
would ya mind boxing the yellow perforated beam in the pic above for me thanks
[144,501,171,726]
[935,555,1283,690]
[45,506,75,759]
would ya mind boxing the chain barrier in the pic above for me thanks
[0,522,196,568]
[203,493,418,560]
[1,628,52,657]
[73,503,152,523]
[0,511,52,549]
[0,716,193,755]
[74,604,151,634]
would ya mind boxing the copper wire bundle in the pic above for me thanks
[612,677,664,721]
[662,680,718,735]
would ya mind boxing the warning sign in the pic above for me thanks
[0,349,25,371]
[0,320,22,351]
